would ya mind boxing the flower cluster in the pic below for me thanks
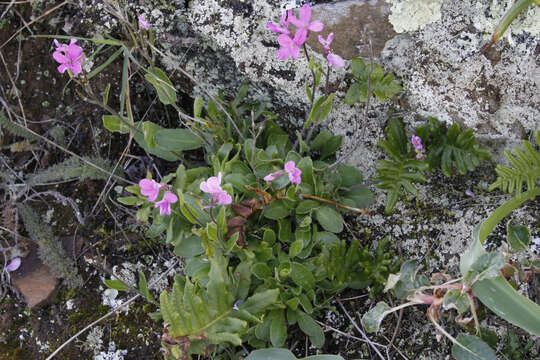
[318,33,344,67]
[200,172,232,205]
[138,15,152,30]
[267,4,323,60]
[264,161,302,185]
[52,39,85,75]
[411,136,425,159]
[139,178,178,216]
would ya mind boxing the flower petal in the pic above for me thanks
[293,29,307,46]
[299,4,311,24]
[6,257,21,272]
[277,33,292,47]
[327,53,345,67]
[308,21,324,32]
[52,51,68,64]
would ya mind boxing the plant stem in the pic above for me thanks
[300,193,372,214]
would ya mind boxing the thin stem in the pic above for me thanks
[300,193,372,215]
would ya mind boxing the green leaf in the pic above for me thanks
[138,270,152,302]
[291,262,315,290]
[252,263,272,280]
[341,186,375,209]
[464,252,504,284]
[315,207,343,233]
[442,289,469,315]
[269,310,287,347]
[154,128,203,152]
[297,312,325,348]
[246,349,296,360]
[472,276,540,336]
[296,200,320,214]
[507,222,530,251]
[337,165,363,187]
[145,67,177,105]
[104,279,129,291]
[240,289,280,314]
[193,97,203,118]
[102,115,130,134]
[345,82,364,105]
[362,301,392,332]
[264,200,290,220]
[117,196,143,206]
[452,334,496,360]
[173,235,205,258]
[289,239,304,258]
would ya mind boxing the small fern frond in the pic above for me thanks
[489,131,540,196]
[18,204,82,287]
[27,156,120,186]
[0,111,39,141]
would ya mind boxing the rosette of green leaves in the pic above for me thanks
[345,58,402,105]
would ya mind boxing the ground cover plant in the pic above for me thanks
[0,1,539,360]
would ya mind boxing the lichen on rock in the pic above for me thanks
[388,0,443,33]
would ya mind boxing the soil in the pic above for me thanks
[0,2,538,360]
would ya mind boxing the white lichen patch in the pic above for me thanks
[101,289,129,314]
[388,0,443,33]
[94,342,127,360]
[84,326,104,355]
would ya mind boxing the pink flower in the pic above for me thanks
[411,136,423,152]
[284,161,302,184]
[5,257,21,272]
[277,32,302,60]
[139,178,162,202]
[318,33,345,67]
[200,172,232,205]
[264,170,285,182]
[138,15,152,30]
[327,53,345,67]
[267,10,292,34]
[52,39,84,75]
[411,136,425,159]
[289,4,324,46]
[318,33,334,51]
[154,191,178,216]
[264,161,302,185]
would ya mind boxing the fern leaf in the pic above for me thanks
[27,156,121,186]
[345,58,401,105]
[489,131,540,196]
[0,111,39,141]
[159,254,276,358]
[18,204,82,287]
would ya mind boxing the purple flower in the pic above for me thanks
[284,161,302,184]
[200,172,232,205]
[318,33,344,67]
[411,136,423,152]
[139,178,162,202]
[5,257,21,272]
[265,161,302,185]
[264,170,285,182]
[267,10,292,34]
[465,189,475,198]
[233,299,244,310]
[138,15,152,30]
[154,191,178,216]
[276,32,302,60]
[318,33,334,51]
[327,53,345,67]
[411,135,425,159]
[52,39,84,75]
[289,4,324,46]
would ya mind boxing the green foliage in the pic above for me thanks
[18,204,82,288]
[316,237,398,296]
[375,118,428,213]
[345,58,402,105]
[452,333,496,360]
[489,131,540,196]
[415,117,490,176]
[26,156,119,186]
[159,254,277,358]
[246,349,344,360]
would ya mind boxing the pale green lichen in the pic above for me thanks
[388,0,443,33]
